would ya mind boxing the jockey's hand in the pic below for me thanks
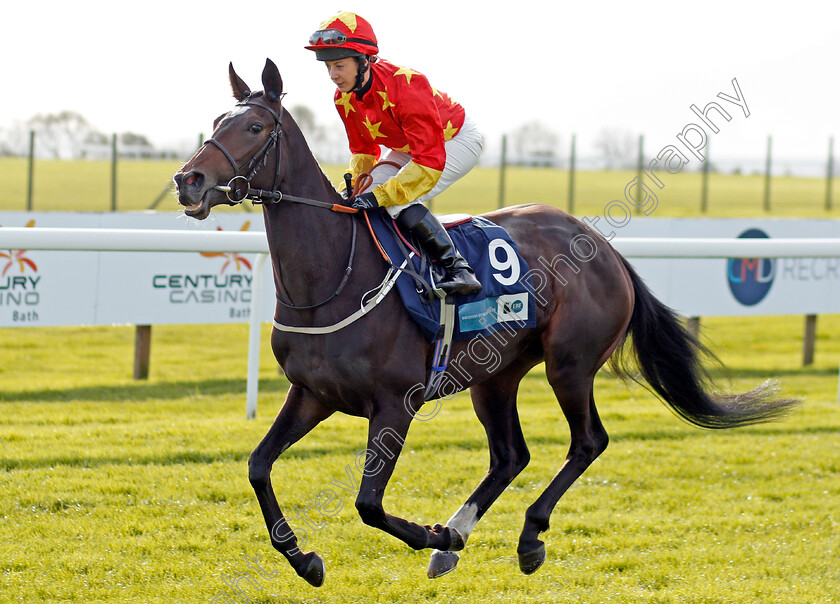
[350,192,380,210]
[340,188,351,201]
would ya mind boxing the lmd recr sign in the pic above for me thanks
[727,228,775,307]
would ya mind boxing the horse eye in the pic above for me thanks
[250,123,264,134]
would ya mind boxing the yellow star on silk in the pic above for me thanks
[378,90,395,111]
[335,93,355,118]
[320,11,357,31]
[364,117,387,140]
[395,144,411,153]
[443,120,460,141]
[394,66,420,84]
[432,87,445,100]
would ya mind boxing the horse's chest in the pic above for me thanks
[282,354,334,388]
[276,347,373,408]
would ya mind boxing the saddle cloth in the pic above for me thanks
[366,209,537,342]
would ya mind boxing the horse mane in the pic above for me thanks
[278,100,343,199]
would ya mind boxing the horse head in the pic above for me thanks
[174,59,285,220]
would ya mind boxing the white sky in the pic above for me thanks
[2,1,838,165]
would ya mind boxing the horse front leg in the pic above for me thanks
[248,384,334,586]
[354,409,466,553]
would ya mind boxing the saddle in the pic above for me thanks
[366,208,537,342]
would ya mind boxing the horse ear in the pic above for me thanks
[262,58,284,102]
[229,62,251,101]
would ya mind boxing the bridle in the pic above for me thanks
[205,94,356,214]
[203,93,359,311]
[204,93,289,205]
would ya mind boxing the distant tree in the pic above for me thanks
[26,111,102,159]
[593,127,637,170]
[289,104,327,143]
[0,127,26,156]
[85,131,110,145]
[288,104,348,164]
[120,132,152,147]
[511,121,560,166]
[290,105,316,132]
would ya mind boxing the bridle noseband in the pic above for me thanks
[205,94,285,205]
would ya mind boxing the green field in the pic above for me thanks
[1,316,839,603]
[1,158,839,602]
[1,157,839,218]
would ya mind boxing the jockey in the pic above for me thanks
[306,11,483,297]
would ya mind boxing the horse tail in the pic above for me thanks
[610,255,800,429]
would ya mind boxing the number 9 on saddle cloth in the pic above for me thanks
[368,209,537,342]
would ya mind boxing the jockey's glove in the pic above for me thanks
[350,192,380,210]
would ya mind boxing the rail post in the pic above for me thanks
[246,253,270,419]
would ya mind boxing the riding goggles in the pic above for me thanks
[309,28,371,47]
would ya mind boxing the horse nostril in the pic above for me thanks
[176,170,204,189]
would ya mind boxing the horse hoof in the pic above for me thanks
[448,527,465,551]
[298,552,325,587]
[427,550,460,578]
[518,543,546,575]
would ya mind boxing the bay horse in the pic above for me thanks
[173,59,798,587]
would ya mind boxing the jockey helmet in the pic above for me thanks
[305,11,379,61]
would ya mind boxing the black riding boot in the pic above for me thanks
[396,204,482,296]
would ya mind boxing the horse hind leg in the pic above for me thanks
[517,370,608,575]
[428,368,532,578]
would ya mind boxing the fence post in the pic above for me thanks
[134,325,152,379]
[803,314,817,366]
[763,135,772,212]
[26,130,35,211]
[827,136,834,212]
[568,133,576,214]
[148,182,176,210]
[111,133,118,212]
[701,139,710,213]
[686,316,700,339]
[636,134,644,191]
[498,134,507,209]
